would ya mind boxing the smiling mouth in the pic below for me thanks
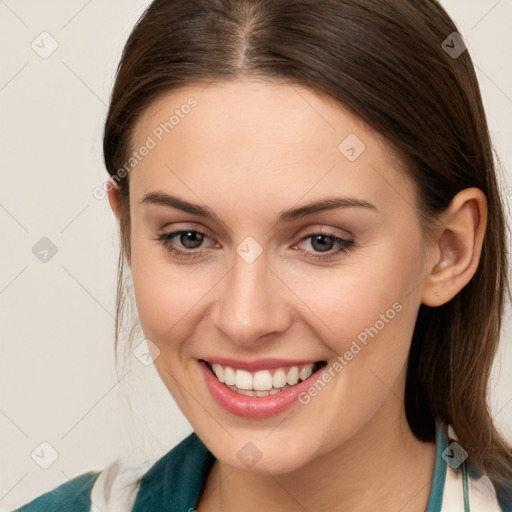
[201,359,328,397]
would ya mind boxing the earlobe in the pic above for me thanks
[107,181,122,221]
[421,188,487,307]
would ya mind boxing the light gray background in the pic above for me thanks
[0,0,511,509]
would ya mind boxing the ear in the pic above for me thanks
[421,187,488,307]
[107,181,122,222]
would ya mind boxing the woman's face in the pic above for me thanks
[121,78,438,474]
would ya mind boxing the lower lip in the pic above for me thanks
[198,360,323,419]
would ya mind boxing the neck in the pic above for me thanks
[198,393,436,512]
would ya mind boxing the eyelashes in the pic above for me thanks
[154,229,356,261]
[156,230,211,260]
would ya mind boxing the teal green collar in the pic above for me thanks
[426,419,449,512]
[133,422,449,511]
[132,431,216,512]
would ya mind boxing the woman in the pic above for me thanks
[14,0,512,510]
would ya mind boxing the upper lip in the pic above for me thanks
[200,357,325,372]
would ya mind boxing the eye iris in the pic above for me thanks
[181,231,204,249]
[311,234,334,252]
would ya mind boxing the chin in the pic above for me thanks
[209,431,318,475]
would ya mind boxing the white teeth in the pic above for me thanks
[235,370,253,390]
[211,363,224,383]
[253,370,273,391]
[286,366,299,386]
[226,383,293,396]
[299,365,313,381]
[237,389,257,396]
[224,366,236,386]
[208,362,317,394]
[272,368,287,388]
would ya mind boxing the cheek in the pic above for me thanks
[287,237,424,355]
[129,239,212,344]
[131,269,210,342]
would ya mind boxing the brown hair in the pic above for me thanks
[103,0,512,503]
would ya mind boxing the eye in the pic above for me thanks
[153,228,356,261]
[295,231,355,261]
[155,229,215,259]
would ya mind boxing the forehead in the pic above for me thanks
[128,78,414,218]
[133,78,389,151]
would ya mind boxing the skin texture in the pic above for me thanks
[108,78,487,512]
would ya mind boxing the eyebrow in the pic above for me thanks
[139,191,378,224]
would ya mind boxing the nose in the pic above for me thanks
[211,249,292,347]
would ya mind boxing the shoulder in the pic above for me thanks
[13,432,214,512]
[442,424,512,512]
[137,429,213,487]
[130,431,215,510]
[90,431,216,511]
[12,471,100,512]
